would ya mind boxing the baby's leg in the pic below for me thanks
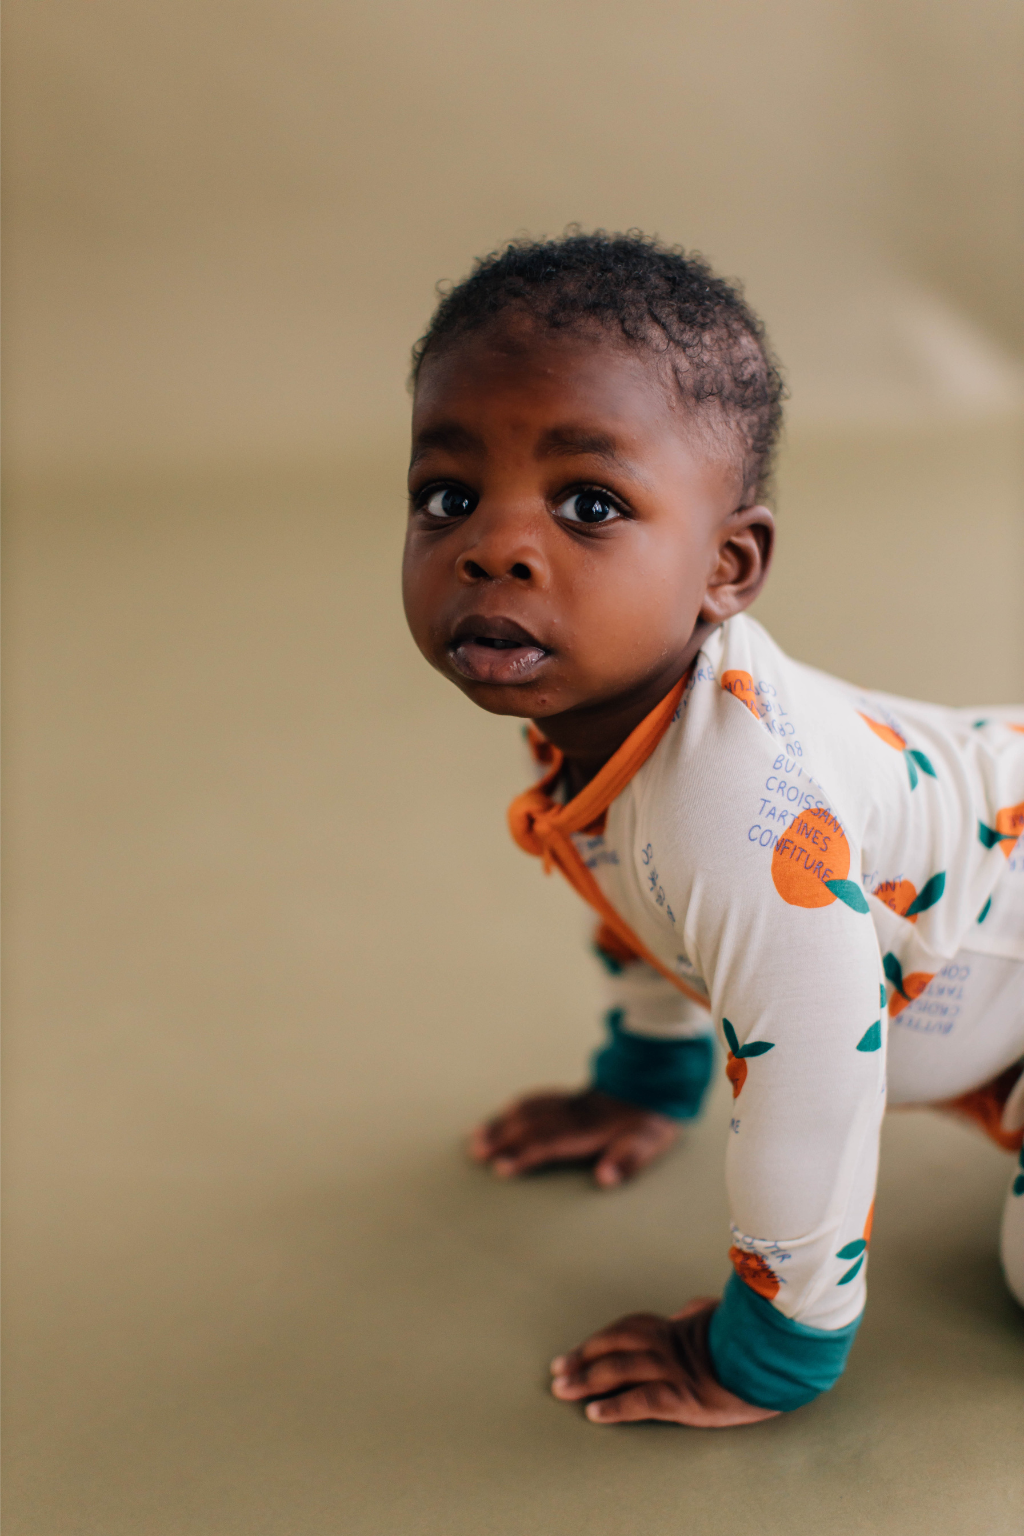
[886,845,1024,1108]
[885,854,1024,1306]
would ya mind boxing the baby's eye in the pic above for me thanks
[554,490,622,526]
[420,486,477,519]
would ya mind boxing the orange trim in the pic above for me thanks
[508,675,710,1010]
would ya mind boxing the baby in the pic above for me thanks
[401,232,1024,1428]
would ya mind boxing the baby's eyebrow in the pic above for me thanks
[535,426,623,464]
[536,426,654,488]
[409,422,483,465]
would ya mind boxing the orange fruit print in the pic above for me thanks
[859,711,937,790]
[978,801,1024,856]
[859,712,905,751]
[890,977,934,1019]
[729,1246,780,1301]
[873,871,946,923]
[722,1019,774,1097]
[721,670,759,717]
[874,878,919,921]
[726,1055,748,1097]
[996,801,1024,857]
[771,805,867,910]
[883,951,935,1018]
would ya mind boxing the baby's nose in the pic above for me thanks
[457,551,533,582]
[454,501,550,586]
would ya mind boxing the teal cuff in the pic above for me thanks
[708,1273,863,1411]
[591,1009,715,1120]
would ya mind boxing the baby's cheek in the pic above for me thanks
[586,577,694,678]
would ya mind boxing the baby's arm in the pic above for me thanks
[552,881,885,1425]
[469,925,716,1185]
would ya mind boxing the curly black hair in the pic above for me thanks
[411,229,786,504]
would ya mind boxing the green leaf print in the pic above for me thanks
[979,819,1015,850]
[904,752,919,791]
[836,1240,867,1260]
[879,983,887,1007]
[883,952,908,999]
[721,1018,775,1059]
[907,749,936,778]
[824,878,870,913]
[836,1237,869,1286]
[977,896,992,924]
[856,1021,882,1052]
[904,872,946,918]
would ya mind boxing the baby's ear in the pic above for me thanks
[699,505,774,625]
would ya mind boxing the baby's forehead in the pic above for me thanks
[414,325,681,424]
[422,311,656,373]
[413,326,742,477]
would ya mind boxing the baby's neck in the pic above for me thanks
[537,643,703,797]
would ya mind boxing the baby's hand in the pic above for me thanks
[550,1299,779,1428]
[468,1088,677,1186]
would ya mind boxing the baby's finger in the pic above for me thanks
[491,1130,606,1177]
[594,1123,673,1186]
[570,1314,665,1363]
[551,1349,666,1400]
[468,1090,546,1156]
[471,1112,539,1166]
[584,1381,685,1425]
[468,1122,501,1160]
[468,1110,519,1154]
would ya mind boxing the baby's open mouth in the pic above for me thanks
[448,615,551,685]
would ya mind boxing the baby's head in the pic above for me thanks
[403,231,784,750]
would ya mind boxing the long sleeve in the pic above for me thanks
[644,711,888,1409]
[701,864,885,1408]
[604,649,893,1410]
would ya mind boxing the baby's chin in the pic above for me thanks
[442,662,650,725]
[448,673,567,719]
[437,658,576,720]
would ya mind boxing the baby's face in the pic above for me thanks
[403,323,771,730]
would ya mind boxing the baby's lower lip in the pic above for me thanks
[449,637,550,685]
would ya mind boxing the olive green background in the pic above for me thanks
[4,3,1023,1532]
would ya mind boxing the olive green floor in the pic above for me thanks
[4,452,1023,1535]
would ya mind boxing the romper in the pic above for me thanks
[508,613,1024,1410]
